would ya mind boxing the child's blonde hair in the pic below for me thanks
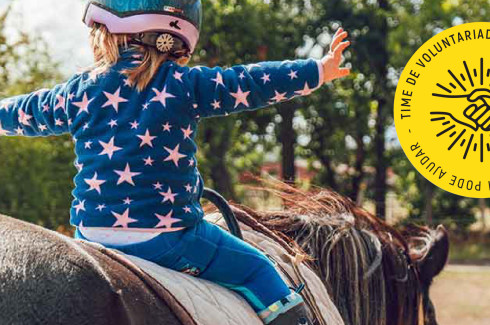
[89,24,191,92]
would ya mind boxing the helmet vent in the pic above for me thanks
[156,33,175,52]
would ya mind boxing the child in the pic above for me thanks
[0,1,350,324]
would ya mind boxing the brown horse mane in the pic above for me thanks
[207,177,437,325]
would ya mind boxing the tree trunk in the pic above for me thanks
[350,135,366,202]
[374,0,390,219]
[479,198,487,234]
[425,181,434,225]
[203,121,237,201]
[278,101,297,184]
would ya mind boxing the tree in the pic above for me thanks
[0,7,72,229]
[194,0,316,195]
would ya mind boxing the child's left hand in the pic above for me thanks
[321,27,351,83]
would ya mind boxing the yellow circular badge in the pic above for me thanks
[395,22,490,198]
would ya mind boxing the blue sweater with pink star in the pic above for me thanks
[0,50,324,231]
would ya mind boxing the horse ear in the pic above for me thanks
[417,225,450,285]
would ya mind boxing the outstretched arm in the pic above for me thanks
[186,58,323,119]
[0,82,72,137]
[185,28,350,119]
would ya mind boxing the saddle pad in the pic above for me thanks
[118,216,345,325]
[122,253,264,325]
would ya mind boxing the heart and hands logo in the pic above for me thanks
[430,61,490,162]
[395,22,490,198]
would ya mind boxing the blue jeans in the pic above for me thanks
[75,220,292,313]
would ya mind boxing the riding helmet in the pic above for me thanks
[83,0,202,55]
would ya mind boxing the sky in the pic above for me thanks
[0,0,93,74]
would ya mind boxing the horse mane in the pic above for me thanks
[219,177,435,325]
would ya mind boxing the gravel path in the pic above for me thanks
[431,264,490,325]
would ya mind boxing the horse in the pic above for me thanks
[0,184,448,325]
[231,180,449,325]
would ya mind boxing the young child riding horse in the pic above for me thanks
[0,1,350,324]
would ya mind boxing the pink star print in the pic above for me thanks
[54,95,66,111]
[55,119,64,127]
[151,86,175,108]
[181,125,193,140]
[271,90,288,103]
[38,124,47,132]
[18,110,32,126]
[0,122,8,136]
[261,73,271,84]
[211,72,225,88]
[164,144,187,167]
[153,182,163,190]
[183,206,192,213]
[185,184,193,192]
[0,100,12,111]
[173,71,184,82]
[84,172,106,194]
[73,93,93,115]
[111,208,138,228]
[75,161,83,171]
[143,156,155,166]
[230,86,251,108]
[108,119,118,128]
[85,141,93,149]
[295,83,314,96]
[211,100,221,110]
[114,163,141,186]
[74,200,86,215]
[130,120,139,129]
[155,211,181,228]
[103,87,128,112]
[15,127,24,135]
[99,136,122,160]
[288,70,298,79]
[137,129,156,147]
[123,197,133,205]
[160,187,178,204]
[162,122,172,132]
[96,204,106,212]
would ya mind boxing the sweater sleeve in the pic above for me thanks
[0,82,72,137]
[185,59,324,119]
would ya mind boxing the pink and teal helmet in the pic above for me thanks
[83,0,202,55]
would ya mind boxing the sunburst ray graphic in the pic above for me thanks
[430,58,490,163]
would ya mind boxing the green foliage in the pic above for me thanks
[0,7,73,229]
[0,136,75,228]
[1,0,489,232]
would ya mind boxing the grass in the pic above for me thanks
[448,235,490,264]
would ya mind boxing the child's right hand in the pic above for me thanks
[320,27,351,84]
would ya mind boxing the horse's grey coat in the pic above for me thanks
[0,215,183,325]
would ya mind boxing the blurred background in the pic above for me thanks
[0,0,489,323]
